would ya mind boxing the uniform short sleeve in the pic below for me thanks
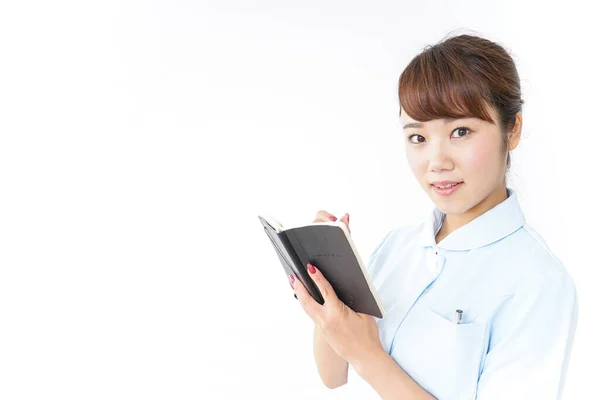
[475,271,578,400]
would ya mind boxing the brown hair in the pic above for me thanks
[398,32,524,172]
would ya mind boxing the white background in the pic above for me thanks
[0,1,598,399]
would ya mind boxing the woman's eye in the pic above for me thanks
[408,127,471,144]
[451,127,471,138]
[408,134,425,144]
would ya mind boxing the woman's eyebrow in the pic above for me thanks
[402,122,423,130]
[402,118,458,130]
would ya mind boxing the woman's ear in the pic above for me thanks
[508,112,523,151]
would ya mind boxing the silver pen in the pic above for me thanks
[453,309,463,324]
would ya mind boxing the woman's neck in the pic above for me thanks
[435,186,509,244]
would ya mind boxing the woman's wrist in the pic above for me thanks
[350,346,388,376]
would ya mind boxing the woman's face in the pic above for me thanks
[401,105,513,216]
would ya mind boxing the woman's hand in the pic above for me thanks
[311,209,350,234]
[289,210,385,366]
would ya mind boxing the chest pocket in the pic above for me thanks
[389,300,488,400]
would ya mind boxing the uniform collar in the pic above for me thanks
[418,188,525,251]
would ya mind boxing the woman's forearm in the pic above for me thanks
[352,348,436,400]
[313,323,349,389]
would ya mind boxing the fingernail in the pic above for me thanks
[307,263,316,274]
[329,216,337,221]
[289,274,295,285]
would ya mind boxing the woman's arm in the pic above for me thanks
[353,348,436,400]
[313,323,349,389]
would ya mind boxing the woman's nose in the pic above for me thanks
[427,142,453,172]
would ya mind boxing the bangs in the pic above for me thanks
[398,46,496,125]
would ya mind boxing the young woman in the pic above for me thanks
[289,33,578,399]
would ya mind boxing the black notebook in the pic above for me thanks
[258,215,385,319]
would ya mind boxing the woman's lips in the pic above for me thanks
[431,182,464,196]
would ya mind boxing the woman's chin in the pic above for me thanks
[432,199,467,215]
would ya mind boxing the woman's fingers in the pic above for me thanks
[313,210,351,234]
[313,210,337,223]
[306,263,338,304]
[290,263,342,323]
[290,273,320,318]
[339,213,351,234]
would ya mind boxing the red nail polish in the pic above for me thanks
[289,274,295,285]
[308,263,316,274]
[329,216,337,221]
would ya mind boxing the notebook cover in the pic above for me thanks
[259,216,323,304]
[259,216,384,318]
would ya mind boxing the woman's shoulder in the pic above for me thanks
[499,222,575,290]
[366,222,424,273]
[372,222,424,254]
[388,222,424,242]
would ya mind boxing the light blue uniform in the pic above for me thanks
[345,188,578,399]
